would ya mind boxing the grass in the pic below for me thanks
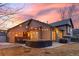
[0,43,79,56]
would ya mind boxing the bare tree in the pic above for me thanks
[58,7,66,20]
[67,4,75,18]
[58,4,76,20]
[0,3,25,30]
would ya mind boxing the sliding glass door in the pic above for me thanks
[23,31,39,41]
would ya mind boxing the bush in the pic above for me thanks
[71,37,79,42]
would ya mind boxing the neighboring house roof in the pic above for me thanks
[50,18,74,28]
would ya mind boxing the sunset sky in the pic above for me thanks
[0,3,79,30]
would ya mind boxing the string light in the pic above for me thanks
[19,25,22,27]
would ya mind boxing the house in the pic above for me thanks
[71,29,79,42]
[7,19,52,47]
[7,18,74,47]
[50,18,74,42]
[0,30,7,42]
[73,29,79,37]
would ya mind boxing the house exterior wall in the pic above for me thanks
[67,26,73,36]
[7,25,25,42]
[0,32,7,42]
[73,29,79,37]
[57,25,73,36]
[40,29,51,40]
[7,20,51,43]
[51,25,73,41]
[7,19,73,43]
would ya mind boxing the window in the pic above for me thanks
[67,27,72,35]
[68,27,70,34]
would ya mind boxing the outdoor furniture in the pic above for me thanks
[63,35,72,42]
[26,40,52,48]
[59,35,72,43]
[59,39,68,43]
[15,37,26,44]
[71,36,79,42]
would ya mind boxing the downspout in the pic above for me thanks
[39,26,42,40]
[50,27,52,41]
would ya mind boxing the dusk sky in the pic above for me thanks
[0,3,79,30]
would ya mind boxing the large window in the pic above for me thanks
[29,31,38,40]
[23,31,39,41]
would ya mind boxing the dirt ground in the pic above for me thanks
[0,43,79,56]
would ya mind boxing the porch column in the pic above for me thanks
[50,29,53,46]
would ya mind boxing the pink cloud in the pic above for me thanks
[36,11,61,23]
[20,3,72,16]
[8,3,79,29]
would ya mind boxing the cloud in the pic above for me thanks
[36,8,56,16]
[36,11,61,23]
[0,3,79,29]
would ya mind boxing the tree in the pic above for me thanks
[58,7,66,20]
[58,4,76,20]
[0,3,25,30]
[67,4,75,18]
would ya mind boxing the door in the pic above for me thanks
[0,32,7,42]
[59,30,63,39]
[23,31,39,41]
[52,30,57,42]
[23,32,30,40]
[52,28,63,42]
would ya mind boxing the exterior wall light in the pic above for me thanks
[19,25,22,27]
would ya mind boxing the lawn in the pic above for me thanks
[0,43,79,56]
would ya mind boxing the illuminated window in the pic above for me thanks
[28,32,30,37]
[28,31,38,40]
[26,26,28,29]
[15,34,18,36]
[55,28,59,34]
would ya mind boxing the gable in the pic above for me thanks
[50,18,74,28]
[8,19,51,32]
[29,20,50,29]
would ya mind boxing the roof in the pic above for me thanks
[50,18,74,28]
[8,19,51,32]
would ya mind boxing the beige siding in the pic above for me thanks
[41,30,50,40]
[7,20,51,43]
[7,25,25,42]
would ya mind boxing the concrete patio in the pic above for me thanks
[0,42,79,56]
[0,42,75,49]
